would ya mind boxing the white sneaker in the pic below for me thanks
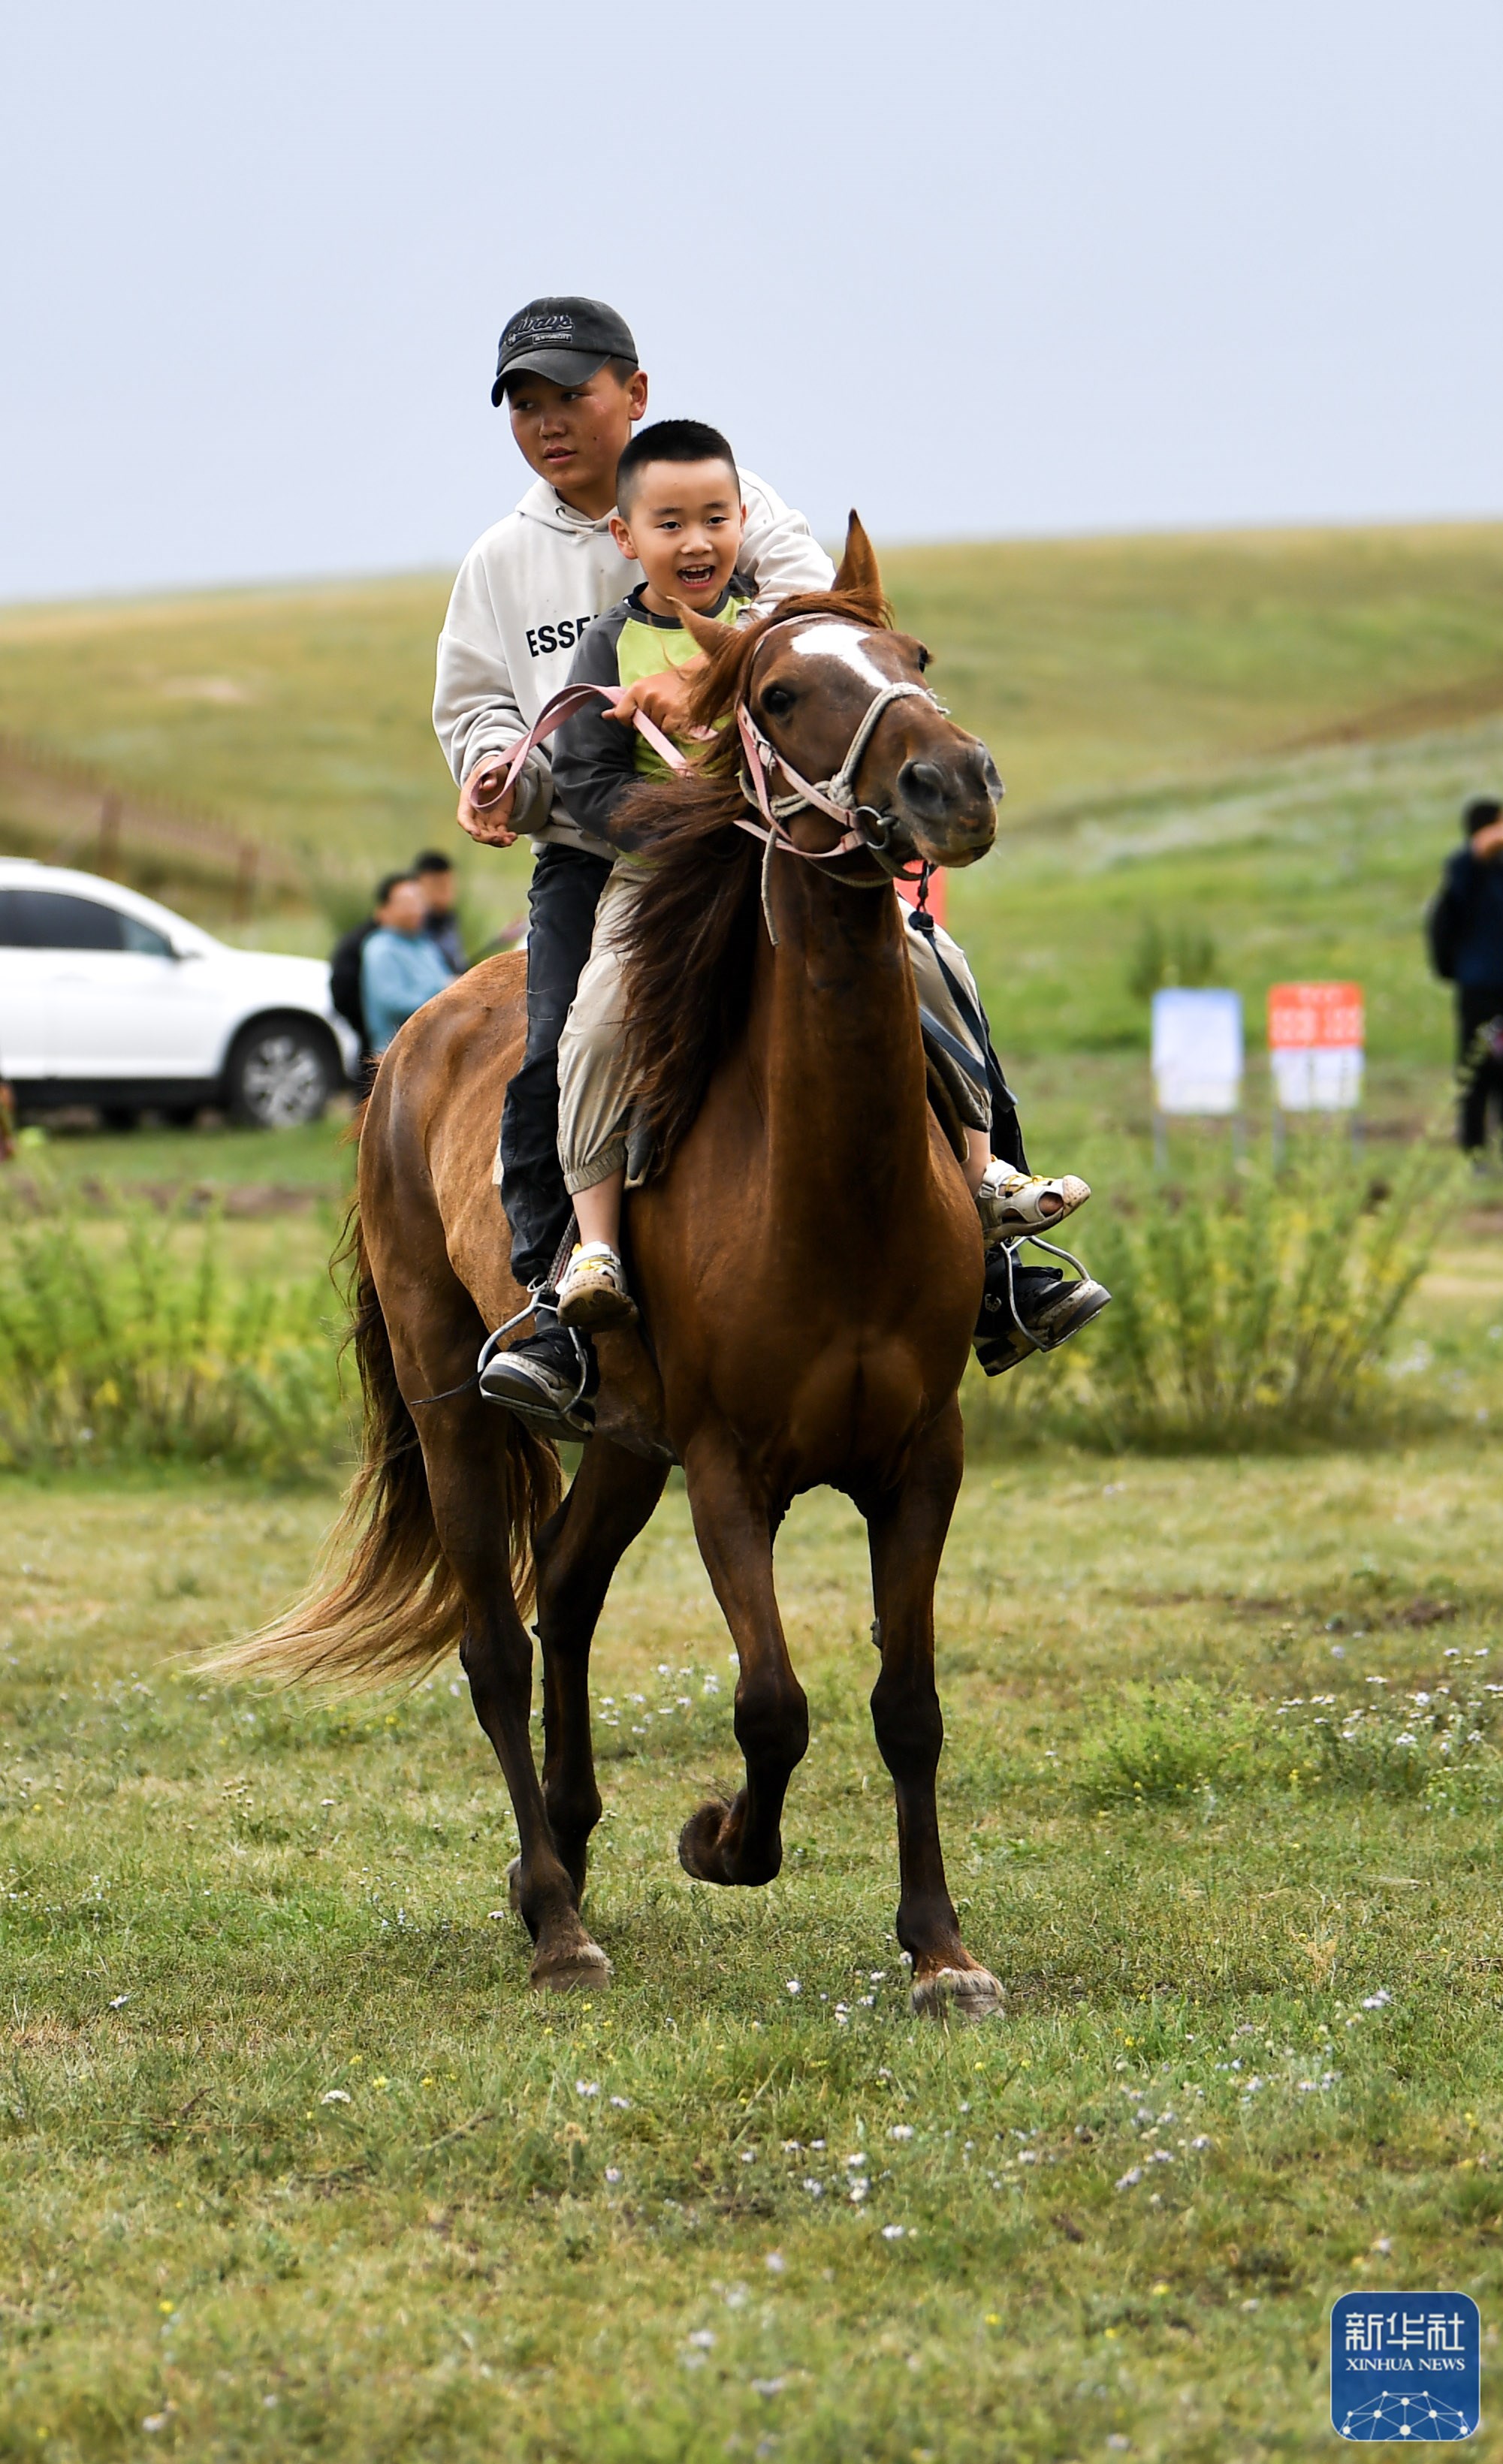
[976,1161,1091,1248]
[556,1241,637,1331]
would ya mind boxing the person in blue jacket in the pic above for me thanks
[1429,795,1503,1151]
[360,873,454,1058]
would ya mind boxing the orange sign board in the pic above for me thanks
[1267,982,1363,1050]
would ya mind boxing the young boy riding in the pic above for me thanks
[436,370,1108,1431]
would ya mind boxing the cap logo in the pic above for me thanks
[503,312,575,351]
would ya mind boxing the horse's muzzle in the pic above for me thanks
[892,740,1002,866]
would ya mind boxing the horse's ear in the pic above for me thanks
[671,602,739,658]
[833,511,885,615]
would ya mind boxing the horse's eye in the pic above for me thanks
[761,684,795,719]
[915,644,932,673]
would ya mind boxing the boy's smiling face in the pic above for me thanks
[609,459,746,618]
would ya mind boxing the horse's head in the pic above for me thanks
[679,514,1001,875]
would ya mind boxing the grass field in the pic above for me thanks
[5,523,1503,2456]
[3,523,1503,994]
[8,1418,1503,2462]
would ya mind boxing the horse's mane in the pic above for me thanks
[617,586,892,1172]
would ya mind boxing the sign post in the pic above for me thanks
[1267,982,1364,1163]
[1150,988,1245,1169]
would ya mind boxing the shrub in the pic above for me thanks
[1076,1149,1447,1447]
[1077,1680,1263,1808]
[0,1199,350,1478]
[1126,914,1220,1002]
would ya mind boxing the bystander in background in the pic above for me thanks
[1428,795,1503,1154]
[360,873,454,1060]
[412,850,466,972]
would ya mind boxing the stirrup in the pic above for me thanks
[991,1235,1103,1356]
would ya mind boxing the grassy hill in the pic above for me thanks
[2,523,1501,1062]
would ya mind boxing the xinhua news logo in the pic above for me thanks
[1331,2292,1480,2441]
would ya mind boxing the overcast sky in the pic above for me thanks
[4,0,1500,602]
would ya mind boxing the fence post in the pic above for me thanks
[98,792,122,878]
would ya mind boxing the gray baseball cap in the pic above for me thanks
[491,296,638,405]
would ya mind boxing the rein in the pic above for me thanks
[480,618,941,946]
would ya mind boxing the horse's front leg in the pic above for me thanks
[866,1401,1005,2020]
[677,1437,808,1886]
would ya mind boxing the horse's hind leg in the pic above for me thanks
[415,1390,610,1992]
[534,1435,667,1894]
[865,1402,1005,2020]
[676,1440,809,1887]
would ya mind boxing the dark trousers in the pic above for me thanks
[1457,984,1503,1151]
[500,843,614,1287]
[498,846,1027,1283]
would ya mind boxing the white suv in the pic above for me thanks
[0,859,360,1128]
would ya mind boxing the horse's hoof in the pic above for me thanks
[678,1800,734,1883]
[910,1964,1007,2021]
[529,1938,612,1994]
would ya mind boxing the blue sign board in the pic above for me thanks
[1331,2293,1480,2440]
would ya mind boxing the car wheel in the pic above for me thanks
[226,1018,336,1128]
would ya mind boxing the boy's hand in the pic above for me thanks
[458,762,518,847]
[610,659,708,737]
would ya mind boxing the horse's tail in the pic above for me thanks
[207,1203,560,1690]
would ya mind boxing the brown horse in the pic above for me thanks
[221,519,1007,2016]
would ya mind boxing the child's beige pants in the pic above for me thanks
[556,863,994,1196]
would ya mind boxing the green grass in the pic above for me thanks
[7,1434,1503,2460]
[4,522,1503,969]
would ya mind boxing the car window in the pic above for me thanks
[119,912,174,958]
[12,891,129,950]
[0,890,31,945]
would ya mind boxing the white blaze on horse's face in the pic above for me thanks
[786,622,894,695]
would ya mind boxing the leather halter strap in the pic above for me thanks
[727,611,939,875]
[470,680,686,809]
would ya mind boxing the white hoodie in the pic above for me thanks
[433,473,834,855]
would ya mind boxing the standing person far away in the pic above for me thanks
[1428,794,1503,1153]
[360,873,454,1059]
[412,850,466,973]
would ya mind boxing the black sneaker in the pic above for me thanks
[974,1253,1112,1378]
[478,1324,598,1436]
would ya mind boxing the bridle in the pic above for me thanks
[729,616,943,889]
[484,610,951,942]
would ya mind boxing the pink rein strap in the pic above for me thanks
[469,681,687,810]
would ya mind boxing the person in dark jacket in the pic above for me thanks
[1429,795,1503,1151]
[412,850,467,973]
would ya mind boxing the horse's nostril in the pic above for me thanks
[898,759,949,816]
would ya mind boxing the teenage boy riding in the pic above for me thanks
[434,301,1107,1435]
[434,299,835,1311]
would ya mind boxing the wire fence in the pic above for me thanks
[0,731,303,916]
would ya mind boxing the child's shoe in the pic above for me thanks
[556,1241,638,1331]
[976,1160,1091,1247]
